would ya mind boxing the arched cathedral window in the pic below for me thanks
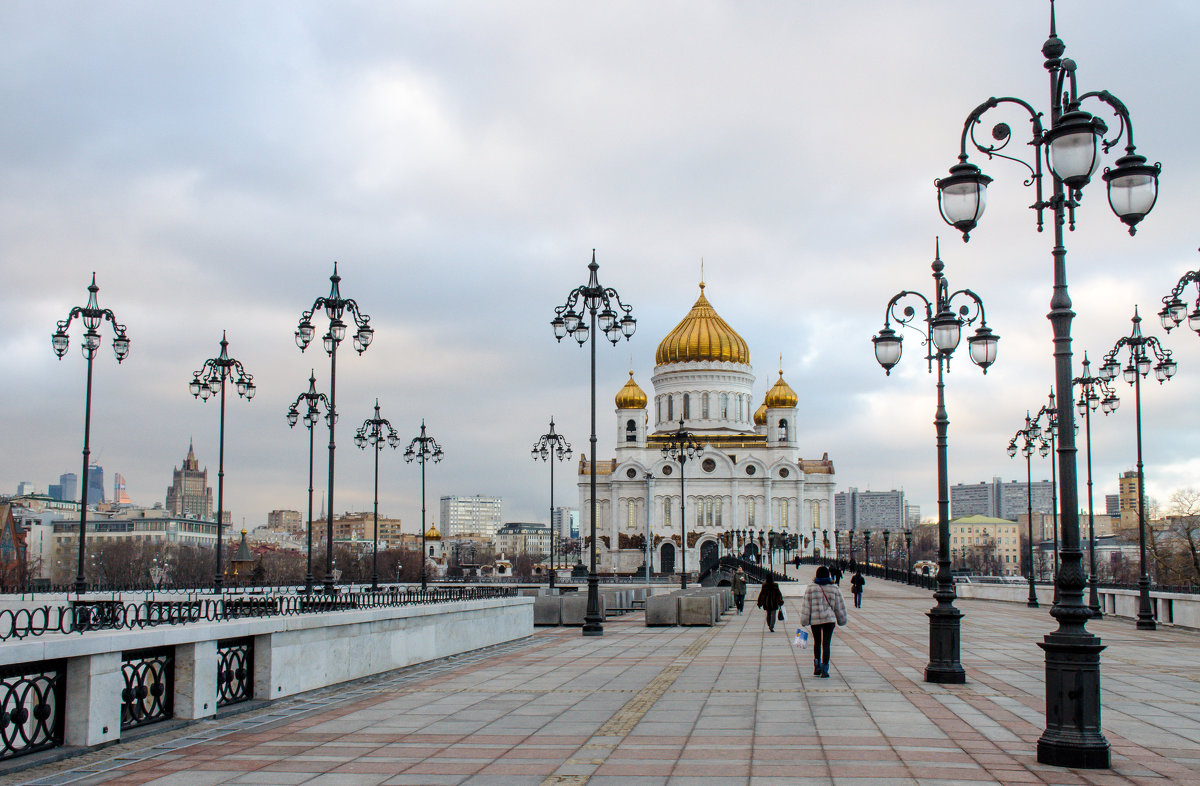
[626,419,637,443]
[720,394,729,419]
[702,393,710,419]
[683,393,690,419]
[779,418,789,442]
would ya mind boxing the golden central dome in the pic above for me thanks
[655,283,750,365]
[764,370,798,408]
[615,371,648,409]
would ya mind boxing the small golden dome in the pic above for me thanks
[753,402,767,426]
[764,370,798,408]
[425,524,441,540]
[615,371,648,409]
[655,283,750,365]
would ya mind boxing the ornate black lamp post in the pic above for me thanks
[882,530,891,581]
[849,528,856,567]
[1009,412,1046,607]
[1100,308,1176,631]
[1032,389,1061,599]
[551,250,636,636]
[661,418,702,590]
[1074,354,1119,617]
[532,418,572,589]
[935,1,1162,766]
[287,372,331,593]
[296,263,374,593]
[904,529,913,585]
[404,421,444,590]
[873,244,998,685]
[51,275,130,595]
[863,530,871,572]
[1158,257,1200,336]
[354,400,400,590]
[189,333,255,592]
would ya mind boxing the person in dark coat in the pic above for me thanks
[731,567,748,613]
[831,564,843,584]
[850,571,865,608]
[756,575,785,632]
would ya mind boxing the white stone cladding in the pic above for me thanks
[586,356,836,577]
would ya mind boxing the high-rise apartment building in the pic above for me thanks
[112,473,131,504]
[165,441,214,519]
[86,464,105,505]
[1105,493,1120,516]
[950,476,1053,521]
[49,473,77,503]
[1117,470,1140,524]
[440,496,502,538]
[834,488,906,532]
[551,507,578,540]
[267,510,303,531]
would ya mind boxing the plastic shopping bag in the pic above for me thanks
[792,629,809,649]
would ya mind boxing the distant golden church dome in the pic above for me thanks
[655,283,751,365]
[753,402,767,426]
[764,370,798,408]
[425,524,441,540]
[615,371,648,409]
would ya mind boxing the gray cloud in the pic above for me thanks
[3,1,1199,530]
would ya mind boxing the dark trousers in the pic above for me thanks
[811,622,836,663]
[765,608,778,631]
[734,594,745,612]
[853,590,862,608]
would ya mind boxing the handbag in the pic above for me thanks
[778,606,786,621]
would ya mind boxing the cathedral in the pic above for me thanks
[579,282,837,577]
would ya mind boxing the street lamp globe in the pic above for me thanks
[1043,108,1106,189]
[936,160,991,240]
[1103,153,1161,234]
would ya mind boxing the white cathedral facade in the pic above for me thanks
[578,282,837,578]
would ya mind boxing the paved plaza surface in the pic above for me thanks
[6,579,1200,786]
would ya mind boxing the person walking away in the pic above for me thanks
[732,567,747,614]
[831,564,843,585]
[850,570,865,608]
[800,565,849,678]
[757,575,784,632]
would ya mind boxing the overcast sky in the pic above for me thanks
[3,1,1199,532]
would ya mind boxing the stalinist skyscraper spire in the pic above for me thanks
[166,439,214,519]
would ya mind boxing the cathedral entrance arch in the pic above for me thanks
[699,540,718,575]
[660,542,676,574]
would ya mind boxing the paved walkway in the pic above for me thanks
[6,580,1200,785]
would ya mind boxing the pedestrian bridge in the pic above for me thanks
[6,579,1197,784]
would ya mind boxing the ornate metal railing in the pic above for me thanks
[216,638,253,707]
[796,556,937,590]
[120,647,173,730]
[0,585,517,642]
[0,660,65,761]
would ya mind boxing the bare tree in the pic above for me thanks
[1160,487,1200,585]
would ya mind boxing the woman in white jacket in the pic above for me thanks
[799,565,849,678]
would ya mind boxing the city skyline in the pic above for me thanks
[3,2,1199,533]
